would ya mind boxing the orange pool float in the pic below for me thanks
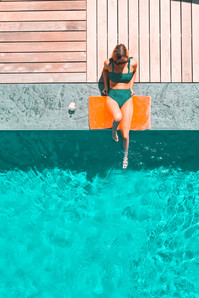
[89,95,151,130]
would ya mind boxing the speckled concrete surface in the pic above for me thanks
[0,83,199,130]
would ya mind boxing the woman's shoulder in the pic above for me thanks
[104,58,112,70]
[129,56,137,64]
[129,57,138,71]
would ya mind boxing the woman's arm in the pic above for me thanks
[130,61,137,93]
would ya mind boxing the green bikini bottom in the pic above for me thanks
[107,88,132,108]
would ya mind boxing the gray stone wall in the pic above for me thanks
[0,83,198,130]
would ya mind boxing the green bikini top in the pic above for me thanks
[108,57,134,83]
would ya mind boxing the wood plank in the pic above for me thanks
[171,0,181,82]
[0,21,86,31]
[139,0,149,82]
[0,73,86,83]
[87,0,96,82]
[0,62,86,73]
[0,52,86,62]
[160,0,170,82]
[108,0,117,58]
[118,0,128,47]
[181,1,192,82]
[1,0,85,1]
[150,0,160,82]
[0,11,86,21]
[192,0,199,82]
[129,0,139,82]
[97,0,107,81]
[0,32,86,42]
[0,1,86,11]
[0,42,86,52]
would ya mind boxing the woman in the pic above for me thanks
[102,44,137,169]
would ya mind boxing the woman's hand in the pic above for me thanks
[131,89,134,96]
[102,87,109,95]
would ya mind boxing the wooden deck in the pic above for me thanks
[87,0,199,83]
[0,0,87,83]
[0,0,198,83]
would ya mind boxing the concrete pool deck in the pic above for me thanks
[0,83,199,130]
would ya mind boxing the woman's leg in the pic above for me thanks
[120,97,133,152]
[119,97,133,168]
[106,96,122,142]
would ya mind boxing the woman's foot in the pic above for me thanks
[112,128,119,142]
[123,151,128,169]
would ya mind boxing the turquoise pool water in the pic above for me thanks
[0,131,199,298]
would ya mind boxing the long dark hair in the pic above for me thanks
[111,44,129,64]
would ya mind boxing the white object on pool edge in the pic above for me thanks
[68,102,76,111]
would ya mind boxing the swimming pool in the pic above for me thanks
[0,131,199,297]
